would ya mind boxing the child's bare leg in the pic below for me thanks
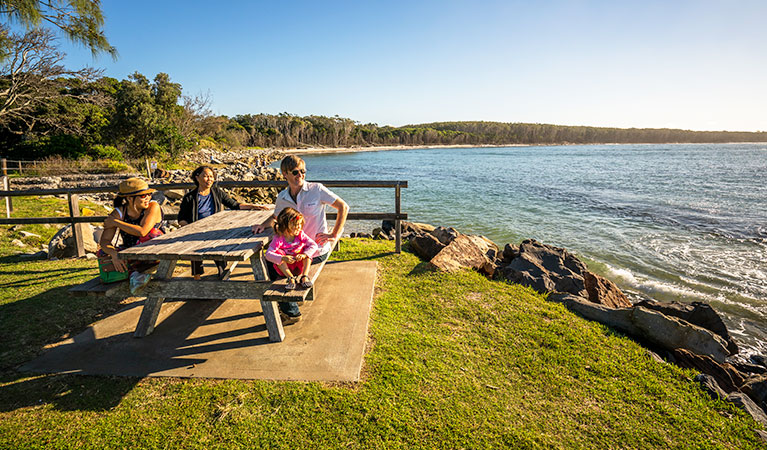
[277,262,294,279]
[300,258,312,277]
[297,257,313,288]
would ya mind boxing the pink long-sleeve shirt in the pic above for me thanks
[264,230,319,265]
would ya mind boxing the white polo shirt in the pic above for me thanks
[274,182,339,256]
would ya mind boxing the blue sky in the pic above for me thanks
[52,0,767,131]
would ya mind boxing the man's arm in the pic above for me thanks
[251,214,276,234]
[315,198,349,246]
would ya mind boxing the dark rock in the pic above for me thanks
[153,168,171,178]
[750,355,767,369]
[404,222,436,235]
[409,233,446,261]
[382,220,435,236]
[726,392,767,426]
[164,189,185,200]
[694,373,728,400]
[501,240,587,297]
[732,362,767,375]
[430,227,461,246]
[633,299,738,355]
[48,224,98,259]
[646,349,666,364]
[741,375,767,407]
[584,271,632,308]
[429,235,495,275]
[502,243,520,262]
[672,349,746,393]
[381,220,395,234]
[19,251,47,260]
[548,293,730,363]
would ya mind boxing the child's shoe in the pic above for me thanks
[130,272,152,294]
[285,277,297,290]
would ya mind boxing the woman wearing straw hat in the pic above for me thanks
[98,177,164,290]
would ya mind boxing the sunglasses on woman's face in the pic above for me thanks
[134,193,152,199]
[291,169,306,176]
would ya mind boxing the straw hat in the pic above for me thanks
[117,178,156,197]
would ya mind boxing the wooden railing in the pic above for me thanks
[0,180,408,256]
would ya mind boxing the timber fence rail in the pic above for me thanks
[0,180,408,257]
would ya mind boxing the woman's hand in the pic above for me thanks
[104,216,119,228]
[109,251,127,272]
[241,203,270,211]
[295,253,308,262]
[252,223,266,234]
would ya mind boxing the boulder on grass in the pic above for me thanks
[500,239,588,297]
[409,233,445,261]
[741,375,767,407]
[584,271,632,308]
[429,234,496,276]
[726,392,767,426]
[48,224,98,259]
[430,226,461,246]
[548,293,730,363]
[634,299,739,355]
[671,349,746,393]
[502,243,520,263]
[694,373,728,400]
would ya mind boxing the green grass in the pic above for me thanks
[0,198,764,448]
[1,196,110,255]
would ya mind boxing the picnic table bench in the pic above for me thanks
[115,208,330,343]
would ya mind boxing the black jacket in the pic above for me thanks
[177,185,241,224]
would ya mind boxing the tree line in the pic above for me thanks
[2,1,766,162]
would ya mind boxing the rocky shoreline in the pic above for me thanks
[360,221,767,431]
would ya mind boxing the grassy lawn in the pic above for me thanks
[0,199,764,448]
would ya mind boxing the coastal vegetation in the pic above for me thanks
[2,26,765,163]
[0,197,765,448]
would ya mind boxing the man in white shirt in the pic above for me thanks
[252,155,349,323]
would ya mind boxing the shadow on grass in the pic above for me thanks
[333,251,398,262]
[407,261,432,276]
[0,372,140,412]
[0,283,129,371]
[0,266,92,289]
[0,254,46,265]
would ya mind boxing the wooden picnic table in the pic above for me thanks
[118,209,291,342]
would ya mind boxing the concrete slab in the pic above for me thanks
[20,261,377,382]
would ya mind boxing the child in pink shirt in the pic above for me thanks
[264,207,319,290]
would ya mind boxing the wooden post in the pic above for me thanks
[134,260,177,338]
[395,183,402,254]
[1,159,10,213]
[145,158,152,179]
[17,160,22,175]
[67,193,86,257]
[2,176,9,219]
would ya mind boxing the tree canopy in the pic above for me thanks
[0,0,115,60]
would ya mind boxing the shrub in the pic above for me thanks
[90,145,124,161]
[196,138,221,151]
[104,160,132,173]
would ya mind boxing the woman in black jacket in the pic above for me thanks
[178,165,267,279]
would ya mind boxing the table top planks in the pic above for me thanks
[118,209,274,261]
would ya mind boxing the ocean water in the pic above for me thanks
[293,144,767,358]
